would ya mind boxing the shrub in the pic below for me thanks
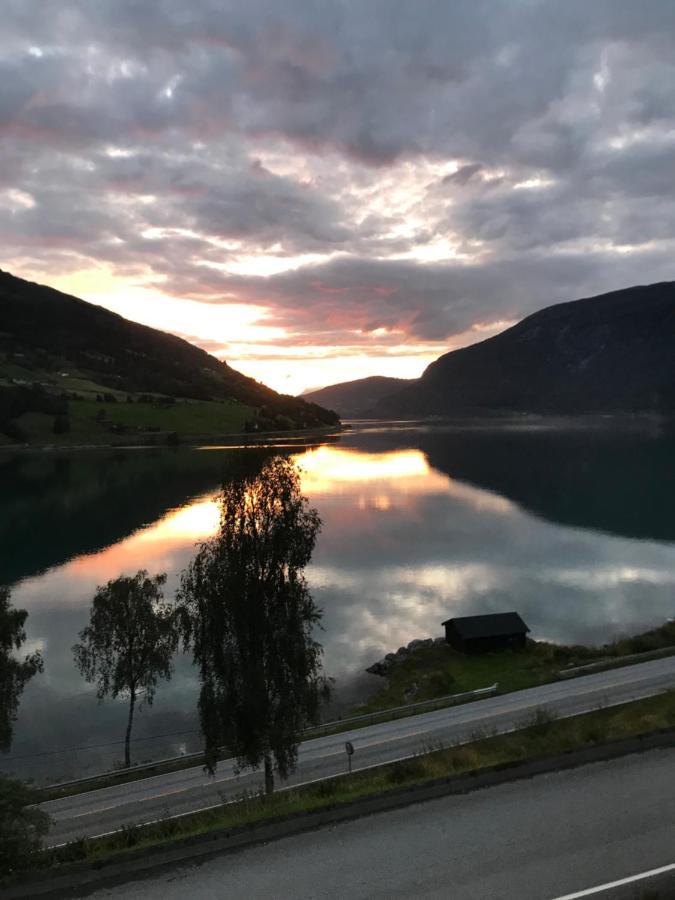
[0,776,51,877]
[447,747,481,771]
[581,719,609,744]
[119,823,140,847]
[314,779,338,799]
[53,414,71,434]
[54,836,90,864]
[522,707,557,737]
[0,419,28,443]
[385,758,426,785]
[425,671,456,697]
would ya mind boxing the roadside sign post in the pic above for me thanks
[345,740,354,774]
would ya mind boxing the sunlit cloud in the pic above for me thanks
[2,2,675,392]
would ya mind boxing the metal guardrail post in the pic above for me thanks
[44,683,499,793]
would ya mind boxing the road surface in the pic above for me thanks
[43,655,675,846]
[87,747,675,900]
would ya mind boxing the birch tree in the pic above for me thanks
[179,457,328,794]
[73,571,177,768]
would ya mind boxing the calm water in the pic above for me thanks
[2,422,675,781]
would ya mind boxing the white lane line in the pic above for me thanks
[550,861,675,899]
[58,730,428,821]
[48,684,672,825]
[43,664,675,811]
[48,747,434,847]
[49,725,675,846]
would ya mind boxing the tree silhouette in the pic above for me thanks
[0,586,43,753]
[0,587,49,873]
[179,457,328,794]
[0,776,50,877]
[73,571,178,768]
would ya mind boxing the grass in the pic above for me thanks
[26,689,675,877]
[38,620,675,803]
[360,620,675,713]
[0,363,262,445]
[1,363,338,448]
[73,398,253,436]
[12,397,255,445]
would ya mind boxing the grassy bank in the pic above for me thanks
[14,397,254,445]
[1,364,342,448]
[25,690,675,878]
[360,620,675,713]
[1,408,344,450]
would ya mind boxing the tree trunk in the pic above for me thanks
[264,752,274,795]
[124,690,136,769]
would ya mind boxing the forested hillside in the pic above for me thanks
[0,269,338,444]
[373,283,675,418]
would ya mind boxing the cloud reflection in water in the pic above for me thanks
[5,437,675,779]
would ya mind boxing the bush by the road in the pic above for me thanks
[0,776,50,877]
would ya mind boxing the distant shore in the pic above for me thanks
[344,412,674,432]
[3,410,673,453]
[0,423,346,454]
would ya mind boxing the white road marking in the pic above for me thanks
[550,861,675,898]
[43,661,675,843]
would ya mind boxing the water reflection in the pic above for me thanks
[0,586,43,751]
[0,448,272,586]
[2,426,675,780]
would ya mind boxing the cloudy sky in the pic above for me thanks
[2,1,675,393]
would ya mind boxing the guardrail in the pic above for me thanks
[557,646,675,679]
[306,683,499,737]
[43,683,499,794]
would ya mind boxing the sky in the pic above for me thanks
[1,1,675,395]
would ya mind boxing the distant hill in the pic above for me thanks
[303,376,414,418]
[373,283,675,418]
[0,269,339,444]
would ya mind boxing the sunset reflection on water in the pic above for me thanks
[37,446,443,601]
[6,432,675,781]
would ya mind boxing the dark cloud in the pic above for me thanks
[1,0,675,360]
[442,164,484,186]
[154,247,675,345]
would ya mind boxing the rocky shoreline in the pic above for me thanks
[366,636,446,676]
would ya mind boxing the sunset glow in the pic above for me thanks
[297,447,431,489]
[3,4,675,394]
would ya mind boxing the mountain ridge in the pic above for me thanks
[303,375,413,418]
[0,269,339,444]
[312,282,675,419]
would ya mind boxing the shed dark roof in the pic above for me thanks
[441,612,529,639]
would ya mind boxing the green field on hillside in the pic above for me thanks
[14,396,254,445]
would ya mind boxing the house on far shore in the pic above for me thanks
[442,612,530,654]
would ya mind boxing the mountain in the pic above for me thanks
[373,282,675,418]
[0,269,339,444]
[303,376,414,418]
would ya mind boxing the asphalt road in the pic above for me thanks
[43,655,675,847]
[87,747,675,900]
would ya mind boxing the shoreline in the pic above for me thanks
[0,423,347,454]
[345,411,674,432]
[2,410,673,453]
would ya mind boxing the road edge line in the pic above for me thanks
[5,727,675,899]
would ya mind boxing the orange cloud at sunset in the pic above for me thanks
[3,2,675,397]
[40,267,449,394]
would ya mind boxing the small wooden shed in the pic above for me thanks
[442,612,529,654]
